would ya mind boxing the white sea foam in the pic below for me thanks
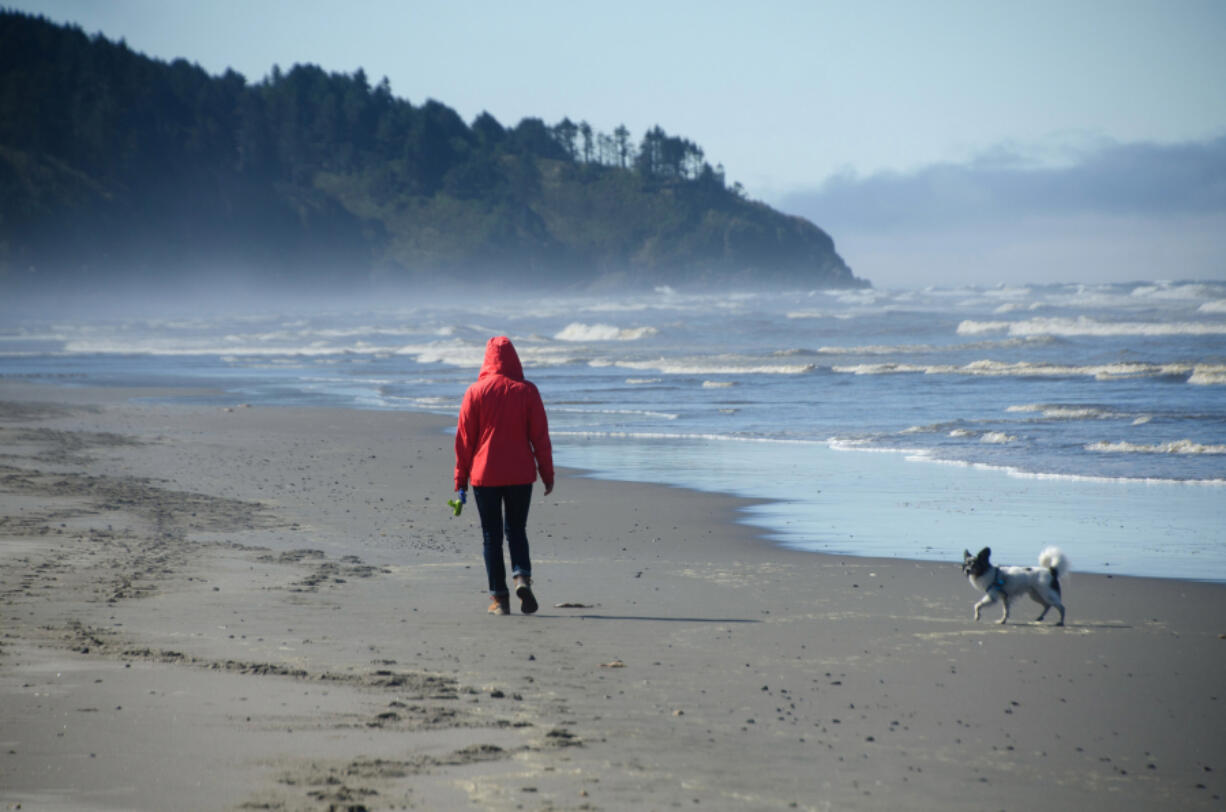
[550,406,679,420]
[950,320,1008,335]
[376,395,458,411]
[554,322,658,342]
[625,378,662,385]
[398,340,583,369]
[832,363,926,375]
[827,438,913,453]
[815,336,1050,356]
[1086,440,1226,455]
[307,326,420,339]
[993,302,1035,314]
[1130,283,1220,301]
[816,344,909,355]
[940,428,1014,442]
[62,339,401,356]
[1006,404,1127,420]
[835,360,1202,382]
[613,358,816,375]
[829,438,1226,485]
[398,342,486,367]
[978,462,1225,486]
[980,432,1017,444]
[1189,365,1226,385]
[957,316,1226,337]
[702,381,737,388]
[551,430,812,445]
[1198,300,1226,314]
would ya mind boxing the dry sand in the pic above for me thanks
[1,382,1223,811]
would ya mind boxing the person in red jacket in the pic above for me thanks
[454,336,554,615]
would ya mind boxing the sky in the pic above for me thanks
[10,0,1226,287]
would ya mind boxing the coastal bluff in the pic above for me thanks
[0,11,866,294]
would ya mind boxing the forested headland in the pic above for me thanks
[0,11,866,294]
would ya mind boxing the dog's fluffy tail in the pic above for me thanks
[1039,546,1070,580]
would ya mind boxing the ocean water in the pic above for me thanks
[3,280,1224,581]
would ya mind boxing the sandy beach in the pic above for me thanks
[1,382,1223,811]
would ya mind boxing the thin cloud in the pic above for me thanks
[784,135,1226,232]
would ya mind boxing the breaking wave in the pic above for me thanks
[980,432,1017,444]
[550,406,680,420]
[957,316,1226,337]
[828,439,1226,485]
[1006,404,1129,420]
[606,357,817,375]
[63,339,402,356]
[1189,366,1226,385]
[1087,440,1226,455]
[554,322,658,342]
[813,336,1052,355]
[552,430,810,445]
[833,360,1223,383]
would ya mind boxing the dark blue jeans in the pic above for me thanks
[473,484,533,597]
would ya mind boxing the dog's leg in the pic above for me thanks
[1033,587,1065,626]
[1032,588,1050,622]
[973,593,996,622]
[997,593,1010,625]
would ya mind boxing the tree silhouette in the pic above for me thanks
[0,9,863,291]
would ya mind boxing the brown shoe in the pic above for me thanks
[488,595,510,615]
[514,577,538,615]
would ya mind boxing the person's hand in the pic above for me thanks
[543,481,554,496]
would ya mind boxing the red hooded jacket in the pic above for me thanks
[454,337,554,491]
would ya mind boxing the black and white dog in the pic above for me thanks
[962,546,1069,626]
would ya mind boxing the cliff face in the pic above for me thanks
[0,11,866,293]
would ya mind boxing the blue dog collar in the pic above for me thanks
[989,567,1006,593]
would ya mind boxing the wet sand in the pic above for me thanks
[1,382,1223,811]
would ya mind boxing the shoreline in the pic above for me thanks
[2,382,1225,810]
[555,430,1226,584]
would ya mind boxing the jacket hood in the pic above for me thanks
[479,336,524,381]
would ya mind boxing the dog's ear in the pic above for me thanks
[977,547,991,561]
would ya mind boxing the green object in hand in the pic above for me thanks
[447,498,464,516]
